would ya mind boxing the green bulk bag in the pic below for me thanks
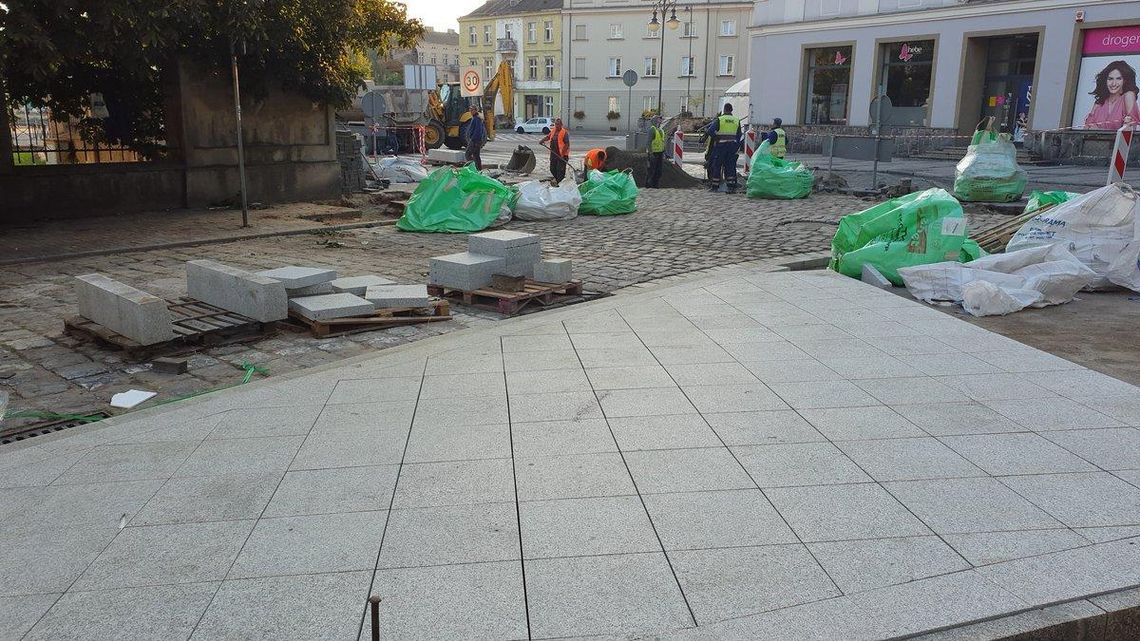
[396,165,515,233]
[746,141,814,200]
[830,188,984,286]
[1024,190,1081,215]
[952,130,1028,203]
[578,170,638,216]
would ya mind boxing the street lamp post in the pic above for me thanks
[230,39,249,228]
[646,0,681,116]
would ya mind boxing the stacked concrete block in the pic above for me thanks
[534,259,573,284]
[429,252,506,291]
[288,293,375,321]
[187,260,288,322]
[336,130,364,194]
[285,282,335,298]
[330,275,395,296]
[365,285,431,309]
[427,148,467,164]
[74,274,176,346]
[257,266,337,289]
[468,231,542,278]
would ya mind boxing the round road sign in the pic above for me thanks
[622,69,639,87]
[462,69,482,94]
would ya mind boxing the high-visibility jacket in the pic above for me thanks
[771,127,786,158]
[584,148,607,171]
[543,127,570,157]
[712,114,741,145]
[649,126,665,153]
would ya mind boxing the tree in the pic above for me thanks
[0,0,423,153]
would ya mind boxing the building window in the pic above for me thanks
[574,24,587,40]
[803,46,852,125]
[644,57,658,77]
[527,22,537,42]
[718,55,734,76]
[419,52,425,63]
[431,54,437,65]
[680,94,691,114]
[575,96,585,112]
[484,58,492,79]
[528,57,538,80]
[608,96,619,113]
[544,95,554,115]
[545,57,555,80]
[682,20,696,38]
[642,95,657,111]
[484,25,491,44]
[879,39,935,126]
[504,24,513,40]
[469,26,476,46]
[544,20,554,42]
[681,56,695,76]
[469,58,477,67]
[609,23,623,39]
[646,24,660,39]
[608,57,622,77]
[720,20,736,37]
[574,57,586,78]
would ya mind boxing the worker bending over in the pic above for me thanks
[541,118,570,182]
[763,118,787,159]
[584,148,607,173]
[705,104,742,192]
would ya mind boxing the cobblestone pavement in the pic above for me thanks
[0,190,1007,427]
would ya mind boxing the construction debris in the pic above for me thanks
[110,389,156,409]
[602,146,702,189]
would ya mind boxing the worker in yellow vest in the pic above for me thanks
[704,103,742,192]
[763,117,787,159]
[646,115,666,188]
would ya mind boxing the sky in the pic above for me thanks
[402,0,485,33]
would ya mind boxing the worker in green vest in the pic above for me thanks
[646,115,666,188]
[705,103,742,192]
[763,117,787,159]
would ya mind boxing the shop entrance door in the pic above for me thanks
[980,34,1038,142]
[524,95,542,119]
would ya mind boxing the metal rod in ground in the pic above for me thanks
[231,40,250,228]
[369,595,381,641]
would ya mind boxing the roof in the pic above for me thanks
[462,0,562,19]
[418,29,460,46]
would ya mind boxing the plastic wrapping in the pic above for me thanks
[745,141,813,200]
[513,178,581,221]
[373,156,429,183]
[952,130,1028,203]
[396,166,516,233]
[578,170,638,216]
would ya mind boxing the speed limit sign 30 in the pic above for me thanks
[461,67,483,97]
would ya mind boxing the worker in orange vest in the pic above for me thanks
[584,148,607,173]
[541,118,570,182]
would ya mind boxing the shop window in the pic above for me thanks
[879,39,935,126]
[803,46,852,125]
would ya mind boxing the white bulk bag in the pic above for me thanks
[513,178,581,221]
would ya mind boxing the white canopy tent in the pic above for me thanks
[720,78,751,125]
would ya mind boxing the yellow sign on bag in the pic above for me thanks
[461,67,483,97]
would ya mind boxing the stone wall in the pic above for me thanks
[1028,130,1140,167]
[779,124,963,157]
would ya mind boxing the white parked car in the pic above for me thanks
[515,117,554,134]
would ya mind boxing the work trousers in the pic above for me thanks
[647,152,664,188]
[550,152,568,182]
[465,142,484,171]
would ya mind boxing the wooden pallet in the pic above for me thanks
[284,299,451,338]
[64,298,272,358]
[427,280,584,316]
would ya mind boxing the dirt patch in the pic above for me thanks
[603,146,703,189]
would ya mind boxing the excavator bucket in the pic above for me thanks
[504,145,536,174]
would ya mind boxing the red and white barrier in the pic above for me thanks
[672,131,684,167]
[415,126,428,162]
[742,129,758,175]
[1108,124,1135,185]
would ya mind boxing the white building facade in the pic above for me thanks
[562,0,753,131]
[748,0,1140,149]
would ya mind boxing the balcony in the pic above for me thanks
[496,37,518,58]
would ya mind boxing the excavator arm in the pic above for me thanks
[482,61,513,142]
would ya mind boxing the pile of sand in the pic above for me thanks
[602,146,703,189]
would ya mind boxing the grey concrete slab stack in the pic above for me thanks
[285,282,335,298]
[74,274,176,346]
[534,259,573,284]
[429,252,506,291]
[288,293,375,321]
[186,260,288,322]
[365,284,431,309]
[256,266,338,289]
[468,231,542,278]
[329,275,395,296]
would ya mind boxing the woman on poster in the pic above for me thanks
[1083,60,1140,130]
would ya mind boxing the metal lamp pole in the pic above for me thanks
[647,0,680,115]
[230,39,249,228]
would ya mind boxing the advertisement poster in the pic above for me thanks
[1070,25,1140,130]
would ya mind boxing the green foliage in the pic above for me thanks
[0,0,423,151]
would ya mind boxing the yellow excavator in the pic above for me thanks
[432,61,513,149]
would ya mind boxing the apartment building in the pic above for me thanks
[414,27,462,84]
[460,0,564,121]
[562,0,753,131]
[749,0,1139,140]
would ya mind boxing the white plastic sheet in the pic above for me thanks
[1006,183,1139,291]
[513,178,581,221]
[373,156,429,183]
[898,244,1097,317]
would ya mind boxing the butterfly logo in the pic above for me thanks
[834,51,847,65]
[898,43,914,62]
